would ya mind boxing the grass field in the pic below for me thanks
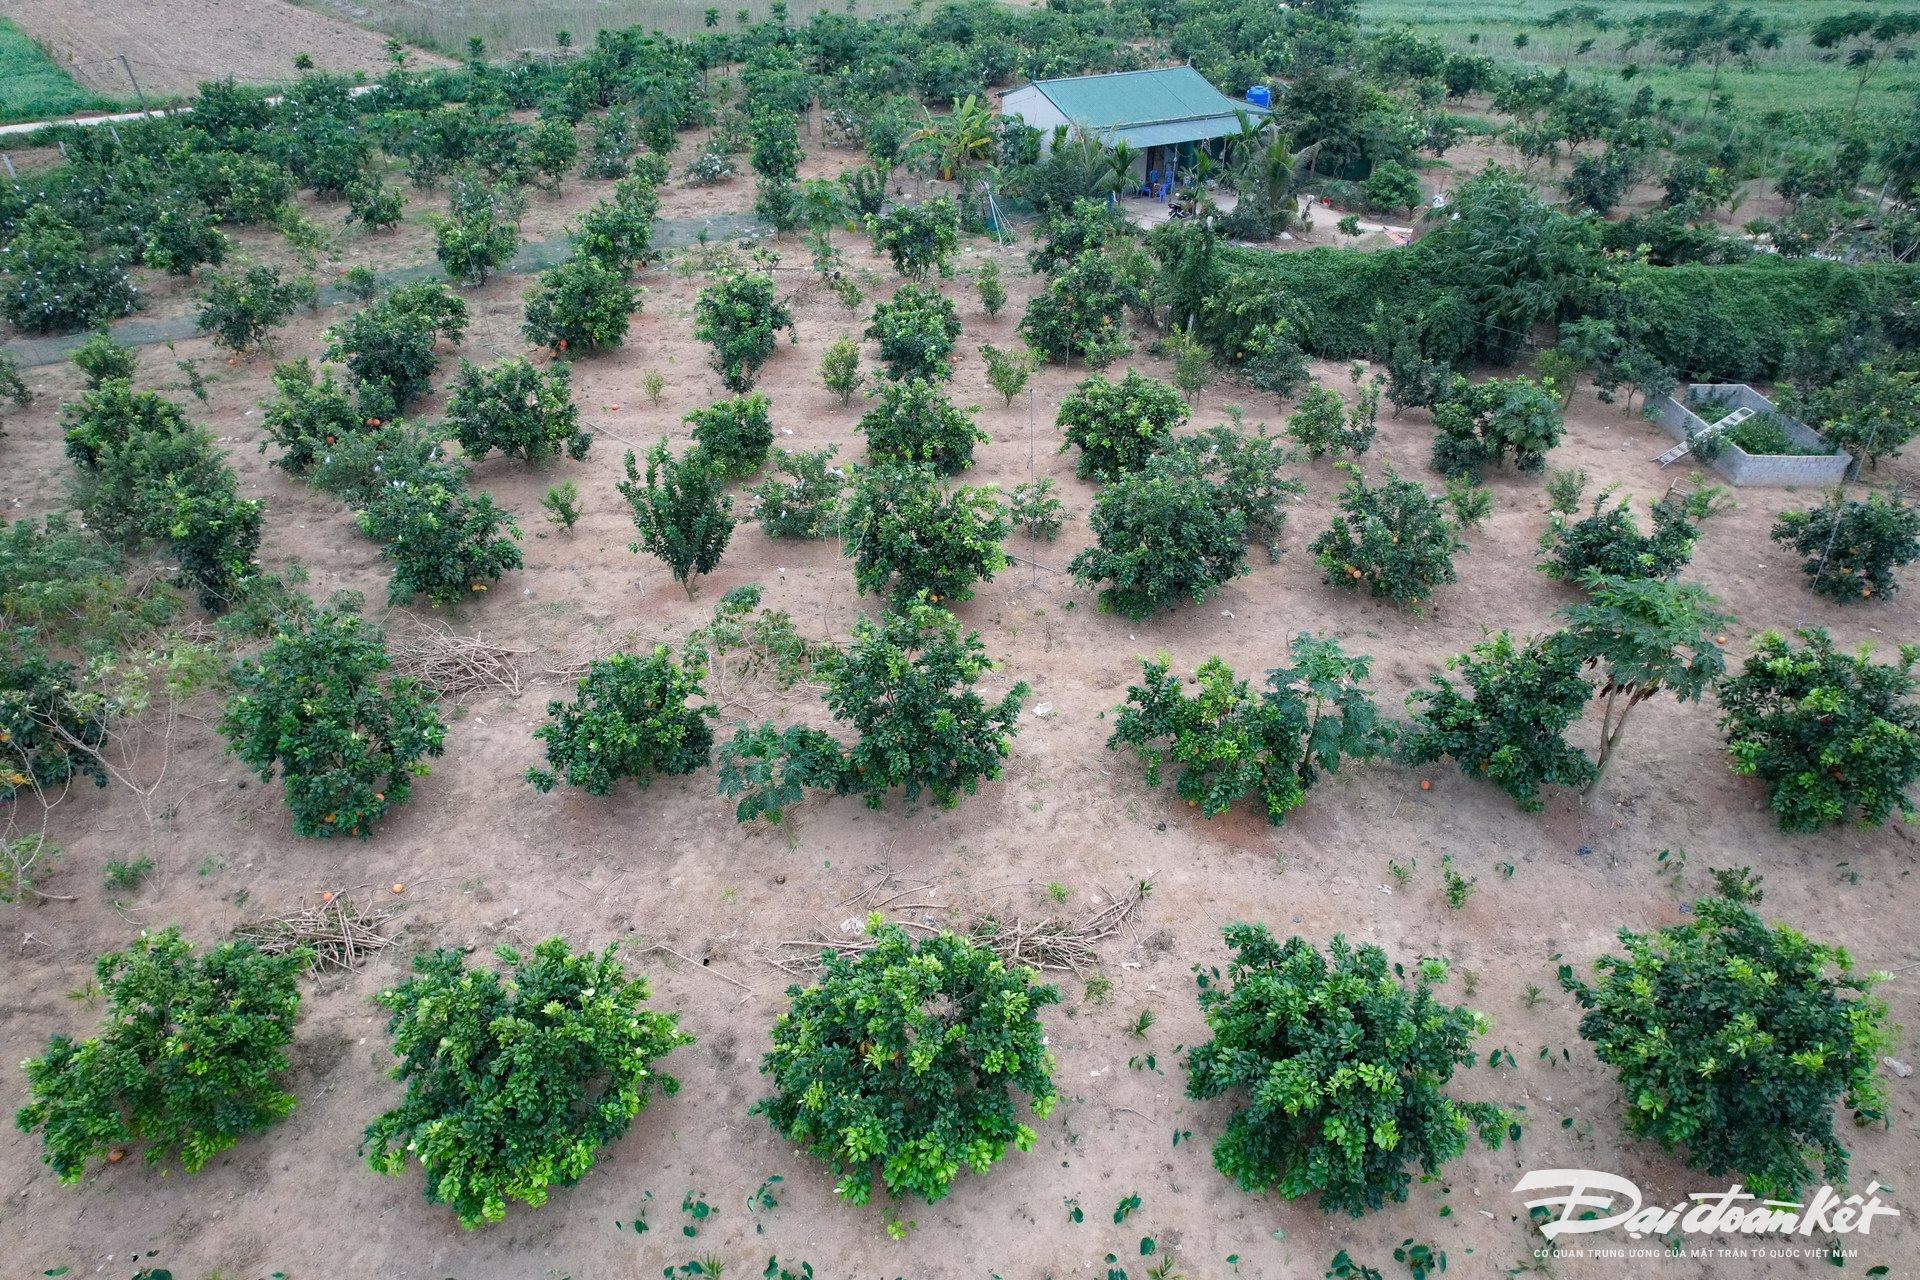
[288,0,915,56]
[1360,0,1920,122]
[0,17,116,122]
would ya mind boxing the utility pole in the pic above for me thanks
[118,55,150,114]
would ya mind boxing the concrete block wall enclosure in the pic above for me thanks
[1654,383,1854,487]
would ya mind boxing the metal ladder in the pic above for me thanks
[1655,406,1753,467]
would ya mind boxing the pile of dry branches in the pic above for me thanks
[233,893,398,974]
[387,619,527,698]
[773,874,1155,977]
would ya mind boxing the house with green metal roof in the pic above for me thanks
[999,65,1268,151]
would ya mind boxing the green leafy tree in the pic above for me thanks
[447,358,590,464]
[619,443,735,597]
[1069,462,1246,618]
[866,283,963,382]
[1057,369,1187,480]
[1362,160,1422,218]
[1717,627,1920,832]
[260,357,364,475]
[1623,3,1781,94]
[841,461,1007,606]
[573,170,661,274]
[753,919,1057,1204]
[15,928,304,1183]
[1027,199,1121,275]
[358,479,523,606]
[219,603,447,837]
[1007,477,1066,541]
[527,647,716,794]
[750,445,844,539]
[70,329,138,388]
[1108,636,1394,825]
[1185,926,1506,1218]
[1559,575,1731,793]
[1562,897,1891,1196]
[1539,488,1701,583]
[432,206,520,287]
[867,197,961,279]
[525,115,580,192]
[1018,251,1132,368]
[717,598,1027,819]
[686,393,775,479]
[820,335,863,405]
[1428,375,1564,479]
[1169,423,1307,562]
[694,270,794,391]
[0,206,139,334]
[1310,468,1461,611]
[1403,630,1597,811]
[1286,382,1378,459]
[1772,490,1920,603]
[522,254,639,355]
[1791,361,1920,470]
[346,177,406,230]
[858,378,985,473]
[1809,10,1920,132]
[364,940,692,1227]
[979,342,1033,407]
[1,636,110,803]
[195,264,316,356]
[976,260,1006,316]
[324,282,469,418]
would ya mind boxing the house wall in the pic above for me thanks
[1000,85,1068,138]
[1654,383,1853,487]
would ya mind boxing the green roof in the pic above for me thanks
[1026,66,1265,140]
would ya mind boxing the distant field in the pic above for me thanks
[1361,0,1920,122]
[287,0,917,56]
[0,17,116,122]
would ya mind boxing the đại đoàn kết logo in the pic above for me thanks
[1513,1168,1899,1242]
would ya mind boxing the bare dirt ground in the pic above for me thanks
[2,132,1918,1280]
[5,0,449,100]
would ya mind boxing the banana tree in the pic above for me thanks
[909,94,996,181]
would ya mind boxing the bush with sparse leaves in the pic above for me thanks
[750,446,844,539]
[1562,897,1891,1197]
[1185,925,1507,1218]
[364,939,691,1227]
[1007,477,1066,541]
[979,342,1033,407]
[1109,636,1393,825]
[820,335,863,405]
[753,918,1056,1204]
[70,330,138,388]
[15,928,305,1183]
[718,597,1027,820]
[1539,488,1701,584]
[219,603,446,838]
[196,265,316,356]
[619,443,735,597]
[1286,381,1378,459]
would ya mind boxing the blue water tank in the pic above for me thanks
[1246,85,1271,109]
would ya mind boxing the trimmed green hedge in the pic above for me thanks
[1615,259,1919,385]
[1189,244,1917,385]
